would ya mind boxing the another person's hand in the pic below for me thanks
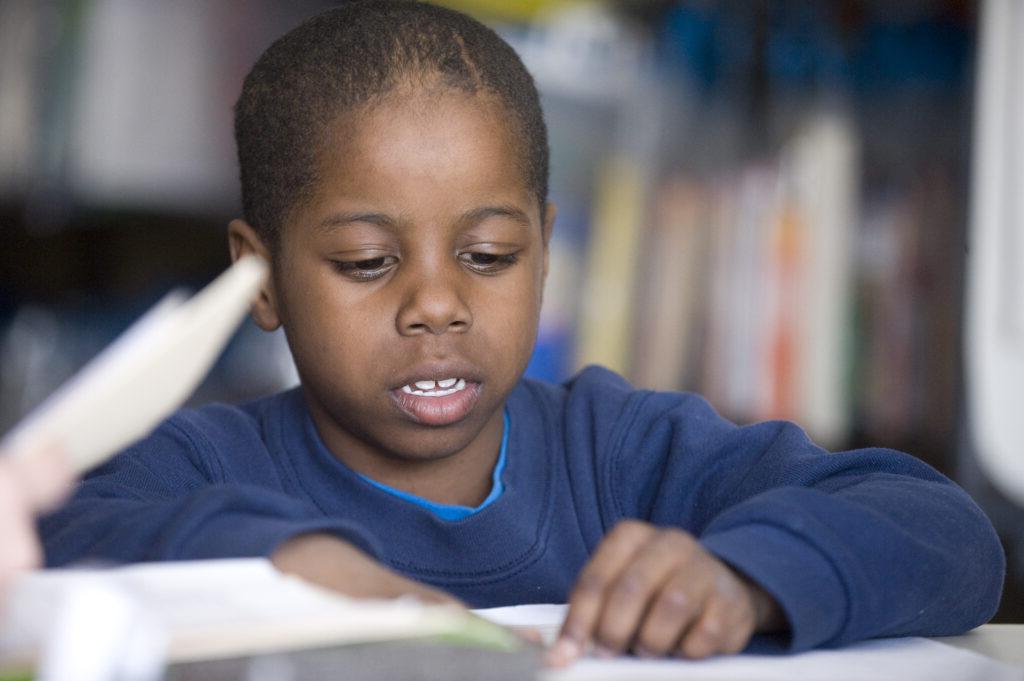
[271,532,461,606]
[0,447,76,598]
[547,520,785,666]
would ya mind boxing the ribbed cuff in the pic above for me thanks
[701,524,848,652]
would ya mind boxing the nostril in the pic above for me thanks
[396,289,472,336]
[404,320,467,335]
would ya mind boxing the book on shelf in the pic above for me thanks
[630,177,711,391]
[575,155,647,377]
[622,112,857,447]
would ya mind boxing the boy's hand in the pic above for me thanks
[0,462,46,593]
[272,532,461,606]
[0,446,76,602]
[547,520,784,666]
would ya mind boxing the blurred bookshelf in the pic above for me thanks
[509,0,975,465]
[2,0,1019,619]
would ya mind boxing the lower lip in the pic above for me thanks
[390,382,482,426]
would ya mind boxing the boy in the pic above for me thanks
[40,0,1003,664]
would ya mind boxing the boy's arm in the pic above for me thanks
[41,482,460,608]
[40,474,376,566]
[39,411,457,604]
[41,473,455,605]
[688,433,1005,649]
[272,533,458,604]
[558,368,1005,657]
[38,415,376,568]
[630,400,1002,650]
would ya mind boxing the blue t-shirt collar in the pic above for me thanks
[356,410,510,521]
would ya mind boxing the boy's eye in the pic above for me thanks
[332,256,397,281]
[459,251,518,274]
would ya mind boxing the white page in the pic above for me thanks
[1,559,487,667]
[473,603,566,646]
[474,604,1022,681]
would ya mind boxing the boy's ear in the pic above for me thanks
[227,219,282,332]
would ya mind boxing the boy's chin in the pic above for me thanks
[382,410,503,462]
[384,431,484,463]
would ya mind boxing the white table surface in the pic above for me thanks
[933,623,1024,667]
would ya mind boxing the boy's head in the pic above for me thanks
[234,0,549,248]
[229,1,556,491]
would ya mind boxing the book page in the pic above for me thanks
[1,559,500,669]
[473,603,1021,681]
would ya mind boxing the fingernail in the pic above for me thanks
[594,645,617,659]
[545,638,581,667]
[634,646,657,658]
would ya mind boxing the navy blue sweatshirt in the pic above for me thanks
[40,366,1004,651]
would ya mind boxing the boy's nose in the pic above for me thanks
[395,271,472,337]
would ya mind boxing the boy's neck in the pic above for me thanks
[305,396,506,508]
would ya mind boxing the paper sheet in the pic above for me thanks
[473,604,1023,681]
[472,603,566,646]
[1,559,490,668]
[1,255,267,474]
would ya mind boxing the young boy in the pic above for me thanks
[40,0,1003,664]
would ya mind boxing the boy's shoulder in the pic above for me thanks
[100,387,307,485]
[159,387,303,452]
[517,364,632,398]
[513,365,714,431]
[519,364,708,407]
[512,365,631,419]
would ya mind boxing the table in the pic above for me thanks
[934,623,1024,668]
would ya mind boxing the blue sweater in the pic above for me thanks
[40,366,1004,651]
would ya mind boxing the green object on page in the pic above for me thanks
[0,671,32,681]
[435,613,525,652]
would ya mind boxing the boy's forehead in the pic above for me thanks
[337,85,510,150]
[310,88,536,217]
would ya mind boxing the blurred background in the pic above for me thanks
[0,0,1021,620]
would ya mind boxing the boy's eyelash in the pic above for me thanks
[331,256,395,281]
[330,251,519,281]
[459,251,519,273]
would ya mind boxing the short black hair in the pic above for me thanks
[234,0,549,247]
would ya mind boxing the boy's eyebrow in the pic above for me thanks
[315,205,533,234]
[459,205,533,229]
[315,212,397,234]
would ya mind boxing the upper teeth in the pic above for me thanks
[402,378,466,396]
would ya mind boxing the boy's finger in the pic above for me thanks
[677,600,726,658]
[548,521,654,665]
[513,627,544,644]
[632,569,705,656]
[677,576,753,659]
[594,529,701,654]
[705,568,760,654]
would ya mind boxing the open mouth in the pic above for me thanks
[399,377,466,397]
[391,376,481,426]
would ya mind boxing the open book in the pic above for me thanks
[0,559,518,671]
[1,255,267,474]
